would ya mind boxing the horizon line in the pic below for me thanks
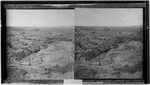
[7,25,142,28]
[7,25,143,29]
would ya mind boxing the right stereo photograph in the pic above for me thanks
[74,8,143,79]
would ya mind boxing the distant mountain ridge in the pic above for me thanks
[75,25,143,29]
[7,26,74,30]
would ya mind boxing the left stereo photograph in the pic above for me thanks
[6,9,75,81]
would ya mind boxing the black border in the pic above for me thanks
[1,1,7,83]
[143,1,149,84]
[1,1,149,84]
[0,1,147,3]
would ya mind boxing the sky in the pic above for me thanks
[7,8,143,27]
[7,10,74,27]
[75,8,143,27]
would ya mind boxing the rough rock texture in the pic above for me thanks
[7,28,74,82]
[10,41,74,80]
[74,26,143,79]
[86,41,143,78]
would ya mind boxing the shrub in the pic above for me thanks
[14,51,27,61]
[81,49,99,61]
[115,61,142,74]
[7,67,27,81]
[74,66,97,79]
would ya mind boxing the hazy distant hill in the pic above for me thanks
[75,26,142,36]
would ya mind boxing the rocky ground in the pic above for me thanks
[74,26,143,79]
[6,26,143,81]
[6,27,74,82]
[75,41,142,79]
